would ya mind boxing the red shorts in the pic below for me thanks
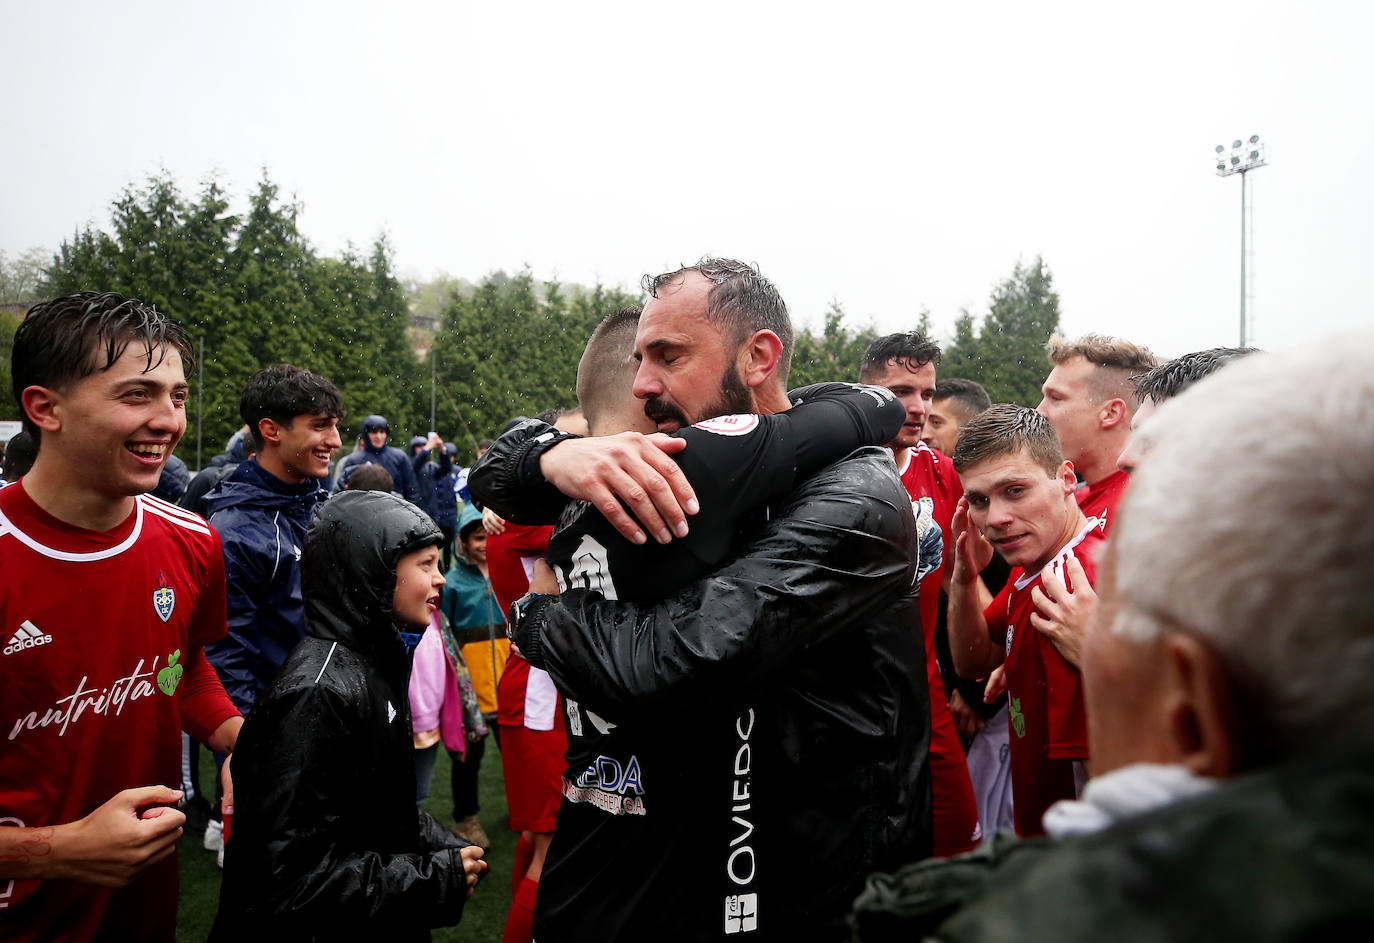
[499,722,567,833]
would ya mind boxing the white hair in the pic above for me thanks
[1111,336,1374,755]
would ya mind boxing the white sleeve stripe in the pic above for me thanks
[314,642,338,684]
[143,502,213,537]
[269,512,282,582]
[139,493,209,525]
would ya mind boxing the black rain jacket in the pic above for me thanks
[210,490,473,943]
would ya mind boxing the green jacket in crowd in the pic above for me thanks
[852,746,1374,942]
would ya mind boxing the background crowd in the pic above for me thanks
[2,264,1371,942]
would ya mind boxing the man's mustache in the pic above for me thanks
[643,397,688,427]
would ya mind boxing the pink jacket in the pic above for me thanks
[408,616,467,758]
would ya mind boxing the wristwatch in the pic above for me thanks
[507,591,554,644]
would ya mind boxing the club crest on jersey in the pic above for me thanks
[694,414,759,437]
[152,571,176,623]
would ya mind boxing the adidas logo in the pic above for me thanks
[4,620,53,656]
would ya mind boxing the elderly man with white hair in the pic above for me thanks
[853,338,1374,941]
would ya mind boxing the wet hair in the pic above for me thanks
[2,431,37,482]
[477,438,494,453]
[534,406,568,426]
[642,256,794,381]
[577,307,641,434]
[858,331,942,382]
[1132,347,1260,404]
[239,364,345,450]
[11,291,194,442]
[933,378,992,424]
[952,403,1063,478]
[345,463,394,492]
[1046,333,1157,405]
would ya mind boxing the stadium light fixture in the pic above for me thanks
[1213,134,1269,346]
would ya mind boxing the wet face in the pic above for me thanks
[920,398,963,455]
[392,544,445,629]
[271,411,342,482]
[633,272,752,432]
[44,341,188,501]
[865,359,937,452]
[1036,356,1102,466]
[367,428,389,449]
[1116,398,1158,475]
[961,447,1078,572]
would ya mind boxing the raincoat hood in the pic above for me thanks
[362,415,391,454]
[457,502,483,541]
[302,490,442,664]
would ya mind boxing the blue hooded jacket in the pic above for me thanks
[204,458,331,713]
[335,415,417,502]
[411,443,457,527]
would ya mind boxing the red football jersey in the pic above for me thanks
[896,444,981,855]
[1075,469,1129,533]
[0,483,232,942]
[487,522,563,731]
[984,516,1105,837]
[487,522,554,617]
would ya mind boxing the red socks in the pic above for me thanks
[511,834,534,895]
[501,876,539,943]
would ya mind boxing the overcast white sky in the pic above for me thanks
[4,1,1371,358]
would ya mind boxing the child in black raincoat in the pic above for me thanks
[210,490,486,942]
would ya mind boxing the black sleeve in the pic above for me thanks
[525,451,917,718]
[474,383,900,533]
[231,687,470,932]
[666,382,905,564]
[467,420,581,523]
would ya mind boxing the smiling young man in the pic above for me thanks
[0,292,241,941]
[203,364,344,730]
[946,404,1105,837]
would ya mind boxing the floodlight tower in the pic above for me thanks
[1214,135,1268,346]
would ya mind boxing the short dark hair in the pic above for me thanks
[11,291,194,442]
[642,257,794,381]
[239,364,345,450]
[933,377,992,422]
[345,463,394,492]
[859,331,942,382]
[953,404,1063,478]
[2,431,37,482]
[1132,347,1259,404]
[577,307,641,431]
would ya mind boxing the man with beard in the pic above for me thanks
[473,258,931,942]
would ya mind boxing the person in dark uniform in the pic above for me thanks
[472,259,934,942]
